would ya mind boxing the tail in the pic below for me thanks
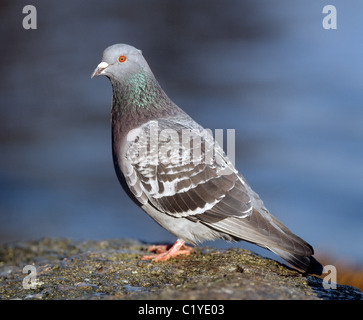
[269,247,323,275]
[198,209,324,275]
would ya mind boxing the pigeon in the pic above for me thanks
[92,43,323,275]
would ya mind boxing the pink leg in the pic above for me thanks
[141,239,193,261]
[146,244,170,254]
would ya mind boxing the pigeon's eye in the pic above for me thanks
[118,55,127,63]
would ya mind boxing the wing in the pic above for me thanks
[122,117,254,220]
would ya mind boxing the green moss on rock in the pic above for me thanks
[0,238,361,300]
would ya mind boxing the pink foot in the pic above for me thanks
[141,239,193,261]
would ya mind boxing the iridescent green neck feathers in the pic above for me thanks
[111,71,170,117]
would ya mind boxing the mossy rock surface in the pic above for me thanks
[0,238,361,300]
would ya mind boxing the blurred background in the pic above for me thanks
[0,1,362,289]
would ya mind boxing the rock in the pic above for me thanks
[0,238,361,300]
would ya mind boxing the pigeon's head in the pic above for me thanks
[91,44,151,81]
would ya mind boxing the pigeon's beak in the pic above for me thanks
[91,62,109,78]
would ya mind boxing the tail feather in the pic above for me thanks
[198,210,323,275]
[269,247,323,275]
